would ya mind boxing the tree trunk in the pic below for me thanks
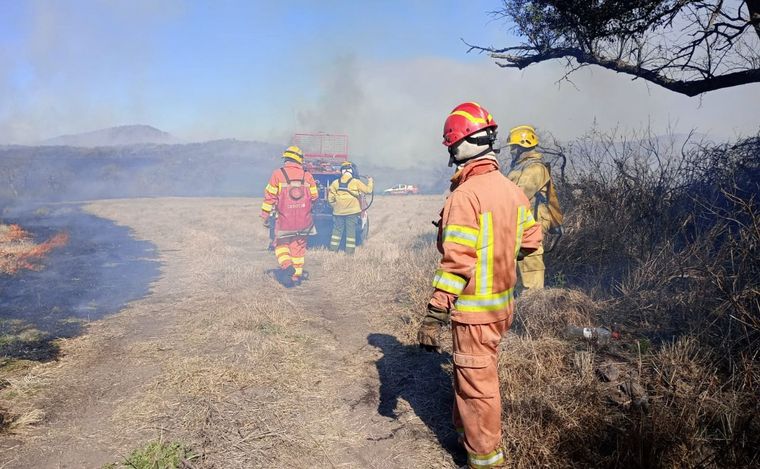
[747,0,760,40]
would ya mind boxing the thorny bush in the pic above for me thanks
[488,128,760,468]
[548,129,760,364]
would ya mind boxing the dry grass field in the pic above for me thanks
[0,195,463,468]
[0,174,757,468]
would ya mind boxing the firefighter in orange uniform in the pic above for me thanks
[418,103,542,468]
[261,145,319,287]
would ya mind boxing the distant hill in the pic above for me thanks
[41,125,180,147]
[0,139,283,204]
[0,136,445,205]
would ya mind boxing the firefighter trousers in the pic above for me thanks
[329,214,358,254]
[274,235,307,278]
[452,319,509,469]
[517,243,544,290]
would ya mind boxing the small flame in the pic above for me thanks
[1,224,70,274]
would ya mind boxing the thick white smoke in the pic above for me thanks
[286,54,760,168]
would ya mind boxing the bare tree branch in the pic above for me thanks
[490,46,760,95]
[475,0,760,96]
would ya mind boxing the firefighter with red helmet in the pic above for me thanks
[418,102,542,468]
[261,145,319,287]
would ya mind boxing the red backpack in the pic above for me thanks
[276,167,313,233]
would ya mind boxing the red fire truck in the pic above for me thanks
[292,132,371,247]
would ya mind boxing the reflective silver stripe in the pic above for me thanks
[456,288,514,312]
[432,270,466,294]
[457,294,511,308]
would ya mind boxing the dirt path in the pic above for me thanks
[1,196,459,468]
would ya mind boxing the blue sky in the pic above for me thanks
[1,0,758,165]
[0,1,509,140]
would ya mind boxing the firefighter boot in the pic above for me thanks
[277,265,297,288]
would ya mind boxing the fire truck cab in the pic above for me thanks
[292,133,370,247]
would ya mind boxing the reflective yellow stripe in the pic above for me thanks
[524,209,537,229]
[275,247,289,256]
[476,212,494,295]
[515,206,525,258]
[261,202,274,212]
[443,224,478,248]
[515,206,536,257]
[309,186,318,196]
[468,448,505,468]
[456,288,514,312]
[450,110,487,125]
[265,184,278,195]
[432,269,467,295]
[291,256,304,264]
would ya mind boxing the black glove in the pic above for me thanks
[417,304,449,353]
[263,217,271,228]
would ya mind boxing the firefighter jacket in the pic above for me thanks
[327,173,373,216]
[261,162,319,231]
[430,157,542,325]
[506,150,552,232]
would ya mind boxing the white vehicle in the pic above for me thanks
[383,184,419,195]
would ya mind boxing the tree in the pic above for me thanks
[470,0,760,96]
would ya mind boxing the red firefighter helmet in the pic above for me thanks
[442,102,498,147]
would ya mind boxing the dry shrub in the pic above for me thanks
[498,336,610,468]
[0,363,52,434]
[513,288,600,338]
[550,130,760,362]
[387,132,760,467]
[392,235,441,343]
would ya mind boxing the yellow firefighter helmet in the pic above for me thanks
[508,125,539,148]
[283,145,304,164]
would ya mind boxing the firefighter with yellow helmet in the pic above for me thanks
[505,125,561,290]
[327,161,373,254]
[261,145,319,287]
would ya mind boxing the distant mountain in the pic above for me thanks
[41,125,180,147]
[0,139,283,204]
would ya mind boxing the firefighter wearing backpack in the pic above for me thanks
[506,125,563,290]
[260,145,318,287]
[327,161,373,254]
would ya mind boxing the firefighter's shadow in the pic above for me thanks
[367,333,464,461]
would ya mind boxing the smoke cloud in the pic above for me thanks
[0,0,183,144]
[287,55,760,168]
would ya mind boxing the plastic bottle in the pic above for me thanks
[566,325,612,346]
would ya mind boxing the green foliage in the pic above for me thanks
[507,0,685,42]
[549,270,567,289]
[103,441,197,469]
